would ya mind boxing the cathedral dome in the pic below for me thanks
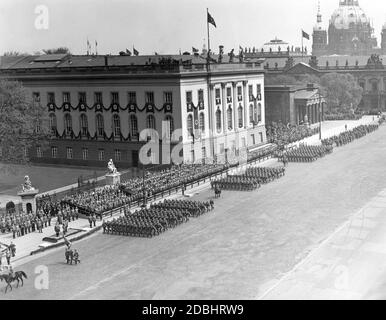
[330,0,370,30]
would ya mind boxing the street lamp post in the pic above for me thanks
[319,90,322,141]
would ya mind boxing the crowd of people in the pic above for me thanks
[266,122,319,147]
[102,200,214,237]
[61,185,132,218]
[322,124,379,148]
[120,164,227,199]
[247,145,278,163]
[0,209,52,238]
[284,145,333,163]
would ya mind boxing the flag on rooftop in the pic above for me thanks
[207,11,216,28]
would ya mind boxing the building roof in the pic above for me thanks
[330,0,370,30]
[294,89,319,100]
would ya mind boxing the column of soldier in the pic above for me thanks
[283,144,333,163]
[321,124,379,148]
[103,199,214,238]
[210,166,286,192]
[247,145,278,163]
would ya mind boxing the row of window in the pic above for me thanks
[212,104,262,134]
[50,113,174,137]
[37,146,124,161]
[213,84,261,104]
[33,91,173,105]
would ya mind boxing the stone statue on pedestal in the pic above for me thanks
[21,175,35,192]
[107,159,117,174]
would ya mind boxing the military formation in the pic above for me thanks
[322,124,379,148]
[103,200,214,237]
[210,166,286,192]
[284,145,333,163]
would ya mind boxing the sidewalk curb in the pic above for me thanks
[29,225,102,256]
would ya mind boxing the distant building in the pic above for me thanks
[0,54,266,167]
[312,0,386,56]
[265,84,325,126]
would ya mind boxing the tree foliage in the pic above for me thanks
[42,47,71,55]
[319,73,363,112]
[0,79,51,163]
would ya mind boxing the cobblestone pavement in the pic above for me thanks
[1,122,385,299]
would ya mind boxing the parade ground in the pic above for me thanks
[1,120,386,299]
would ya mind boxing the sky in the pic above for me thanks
[1,0,386,56]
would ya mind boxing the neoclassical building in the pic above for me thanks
[0,54,266,167]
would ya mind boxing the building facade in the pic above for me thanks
[265,84,325,126]
[0,54,266,167]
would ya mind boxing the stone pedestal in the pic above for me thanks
[105,172,121,186]
[17,188,39,213]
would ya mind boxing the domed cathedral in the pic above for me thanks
[313,0,385,56]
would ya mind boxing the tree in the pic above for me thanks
[0,79,51,163]
[319,73,363,112]
[42,47,71,55]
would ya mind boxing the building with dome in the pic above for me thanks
[313,0,386,56]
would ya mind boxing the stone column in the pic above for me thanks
[232,82,238,130]
[221,83,227,133]
[242,80,248,129]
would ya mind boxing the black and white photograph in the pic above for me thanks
[1,0,386,304]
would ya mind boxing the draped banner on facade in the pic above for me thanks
[48,102,173,113]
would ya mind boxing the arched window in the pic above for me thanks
[96,114,104,137]
[227,105,233,130]
[187,114,193,137]
[146,115,156,129]
[64,113,72,135]
[130,114,138,138]
[249,104,254,124]
[199,113,205,132]
[165,115,174,136]
[49,113,57,134]
[113,114,121,137]
[216,109,222,133]
[238,105,243,128]
[80,113,88,136]
[257,103,262,122]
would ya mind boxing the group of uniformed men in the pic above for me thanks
[284,145,332,163]
[102,199,214,238]
[0,209,52,239]
[211,166,286,192]
[322,124,379,148]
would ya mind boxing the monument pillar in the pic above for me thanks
[17,176,39,213]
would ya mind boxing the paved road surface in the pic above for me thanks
[2,124,386,299]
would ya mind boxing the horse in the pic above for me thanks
[0,271,28,293]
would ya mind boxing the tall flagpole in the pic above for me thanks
[207,8,211,62]
[206,8,215,162]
